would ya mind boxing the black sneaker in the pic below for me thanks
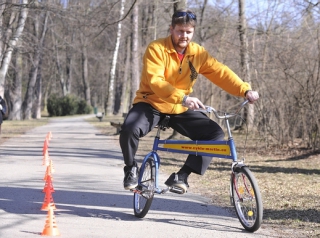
[165,172,189,192]
[123,162,139,190]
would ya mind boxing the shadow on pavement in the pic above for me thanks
[0,186,234,219]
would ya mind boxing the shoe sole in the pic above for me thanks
[124,183,138,190]
[169,186,187,194]
[165,182,188,192]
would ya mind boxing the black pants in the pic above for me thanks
[119,102,225,175]
[0,112,3,134]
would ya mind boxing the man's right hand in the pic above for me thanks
[245,90,259,104]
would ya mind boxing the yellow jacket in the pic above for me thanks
[133,35,251,114]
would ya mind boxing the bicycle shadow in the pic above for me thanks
[0,186,253,233]
[0,186,230,216]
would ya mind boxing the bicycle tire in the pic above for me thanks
[133,157,155,218]
[231,166,263,232]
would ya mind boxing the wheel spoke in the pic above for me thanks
[133,157,155,218]
[231,166,263,232]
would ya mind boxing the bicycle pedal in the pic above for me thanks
[130,185,141,193]
[130,188,140,193]
[169,186,186,194]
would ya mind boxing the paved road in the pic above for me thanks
[0,116,279,237]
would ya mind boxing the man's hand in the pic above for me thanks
[245,90,259,104]
[183,96,205,110]
[0,104,2,111]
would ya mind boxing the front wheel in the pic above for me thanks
[231,166,263,232]
[133,157,155,218]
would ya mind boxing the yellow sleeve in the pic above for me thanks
[199,51,251,97]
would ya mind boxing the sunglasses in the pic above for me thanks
[173,12,197,21]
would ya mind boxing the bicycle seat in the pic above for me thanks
[158,115,170,130]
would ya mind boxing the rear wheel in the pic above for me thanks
[231,166,263,232]
[133,157,155,218]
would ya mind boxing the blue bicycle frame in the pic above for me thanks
[138,118,239,195]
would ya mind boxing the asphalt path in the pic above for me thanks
[0,115,279,237]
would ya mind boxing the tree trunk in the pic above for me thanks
[52,29,67,96]
[81,44,91,105]
[33,57,43,119]
[106,0,125,116]
[238,0,254,130]
[0,0,28,97]
[120,35,131,114]
[52,25,74,96]
[174,0,187,11]
[0,4,16,62]
[10,49,22,120]
[65,32,74,95]
[23,10,48,119]
[130,3,139,105]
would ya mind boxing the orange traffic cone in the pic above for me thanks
[46,131,52,141]
[49,159,55,174]
[41,207,60,236]
[43,150,50,167]
[43,166,51,181]
[43,174,55,193]
[43,139,49,155]
[44,160,55,181]
[41,187,56,211]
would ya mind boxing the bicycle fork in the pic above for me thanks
[230,163,254,206]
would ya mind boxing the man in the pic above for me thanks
[0,96,7,134]
[120,9,259,191]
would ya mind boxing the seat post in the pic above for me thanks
[156,115,170,138]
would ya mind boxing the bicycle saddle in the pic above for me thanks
[158,115,170,130]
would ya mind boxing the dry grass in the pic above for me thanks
[1,115,319,237]
[89,117,320,238]
[0,118,49,142]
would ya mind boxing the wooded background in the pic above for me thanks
[0,0,319,151]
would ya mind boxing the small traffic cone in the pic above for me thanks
[43,166,51,181]
[46,131,52,141]
[43,150,50,167]
[43,174,55,193]
[43,160,55,181]
[41,187,56,211]
[41,207,60,236]
[43,139,49,155]
[49,159,55,174]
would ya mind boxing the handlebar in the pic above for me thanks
[194,100,249,119]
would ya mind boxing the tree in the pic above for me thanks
[238,0,254,130]
[130,2,139,105]
[119,35,131,114]
[106,0,126,115]
[23,6,49,119]
[0,0,29,97]
[174,0,187,11]
[9,48,22,120]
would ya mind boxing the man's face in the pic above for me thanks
[170,24,195,53]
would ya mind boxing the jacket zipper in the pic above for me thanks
[179,57,184,74]
[178,53,186,74]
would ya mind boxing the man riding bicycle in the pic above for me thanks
[119,9,259,191]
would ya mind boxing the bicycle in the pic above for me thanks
[131,100,263,232]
